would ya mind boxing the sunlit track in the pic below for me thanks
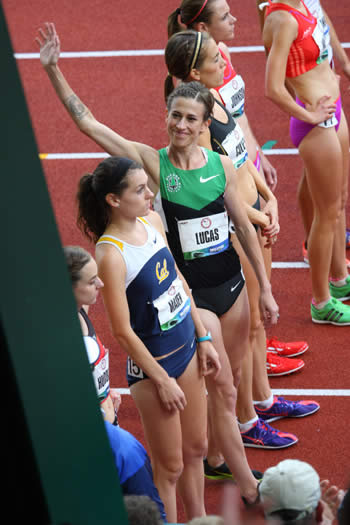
[14,42,350,59]
[5,0,349,510]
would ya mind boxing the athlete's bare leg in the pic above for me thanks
[131,352,207,522]
[299,125,345,302]
[199,290,258,504]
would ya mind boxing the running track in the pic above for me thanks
[3,1,350,520]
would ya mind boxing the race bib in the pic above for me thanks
[222,121,248,169]
[153,276,191,331]
[312,18,329,64]
[218,74,245,118]
[178,212,229,260]
[318,113,338,129]
[127,357,145,379]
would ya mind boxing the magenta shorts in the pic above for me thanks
[290,96,341,148]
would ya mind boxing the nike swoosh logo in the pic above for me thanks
[199,174,220,183]
[230,282,240,293]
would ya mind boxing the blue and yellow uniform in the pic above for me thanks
[96,218,195,385]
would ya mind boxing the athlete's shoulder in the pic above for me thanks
[145,210,167,241]
[218,42,231,63]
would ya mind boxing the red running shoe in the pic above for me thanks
[266,337,309,357]
[266,353,304,377]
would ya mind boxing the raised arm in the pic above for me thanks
[36,23,160,193]
[222,155,279,323]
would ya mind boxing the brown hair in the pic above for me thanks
[166,81,214,122]
[63,246,92,287]
[164,30,212,101]
[168,0,216,37]
[77,156,142,243]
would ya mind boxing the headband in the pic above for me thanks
[189,32,203,72]
[187,0,208,25]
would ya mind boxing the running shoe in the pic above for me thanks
[303,241,350,268]
[254,396,320,423]
[311,297,350,325]
[329,275,350,301]
[266,353,305,377]
[240,418,298,449]
[266,336,309,357]
[203,458,263,481]
[302,241,308,264]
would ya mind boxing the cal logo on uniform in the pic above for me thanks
[166,173,181,192]
[156,259,170,284]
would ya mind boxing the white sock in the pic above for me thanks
[330,276,348,287]
[253,393,274,408]
[238,415,258,433]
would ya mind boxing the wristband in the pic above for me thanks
[196,331,212,343]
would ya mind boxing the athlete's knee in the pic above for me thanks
[315,200,341,225]
[249,308,263,343]
[208,378,237,414]
[154,456,184,486]
[182,435,208,465]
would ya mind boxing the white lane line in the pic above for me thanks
[14,43,350,59]
[115,387,350,396]
[271,389,350,396]
[39,149,298,160]
[272,262,308,268]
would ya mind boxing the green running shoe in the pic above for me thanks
[311,297,350,325]
[329,276,350,301]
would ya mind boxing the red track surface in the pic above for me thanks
[3,1,350,521]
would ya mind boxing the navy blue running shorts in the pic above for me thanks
[127,334,196,387]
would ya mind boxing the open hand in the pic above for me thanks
[35,22,60,68]
[197,341,221,380]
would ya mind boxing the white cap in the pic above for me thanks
[259,459,321,518]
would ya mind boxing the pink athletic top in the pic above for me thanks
[265,0,328,77]
[213,48,245,118]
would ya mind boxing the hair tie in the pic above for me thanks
[187,0,208,25]
[189,32,203,72]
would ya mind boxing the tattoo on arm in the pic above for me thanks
[65,94,89,120]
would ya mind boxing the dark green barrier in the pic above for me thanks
[0,6,128,524]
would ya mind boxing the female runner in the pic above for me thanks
[258,0,350,266]
[37,22,278,512]
[64,245,166,520]
[168,0,278,190]
[167,0,310,364]
[258,0,350,324]
[75,157,221,522]
[164,30,319,473]
[64,245,120,425]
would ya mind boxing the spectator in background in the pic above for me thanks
[259,459,345,525]
[123,495,164,525]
